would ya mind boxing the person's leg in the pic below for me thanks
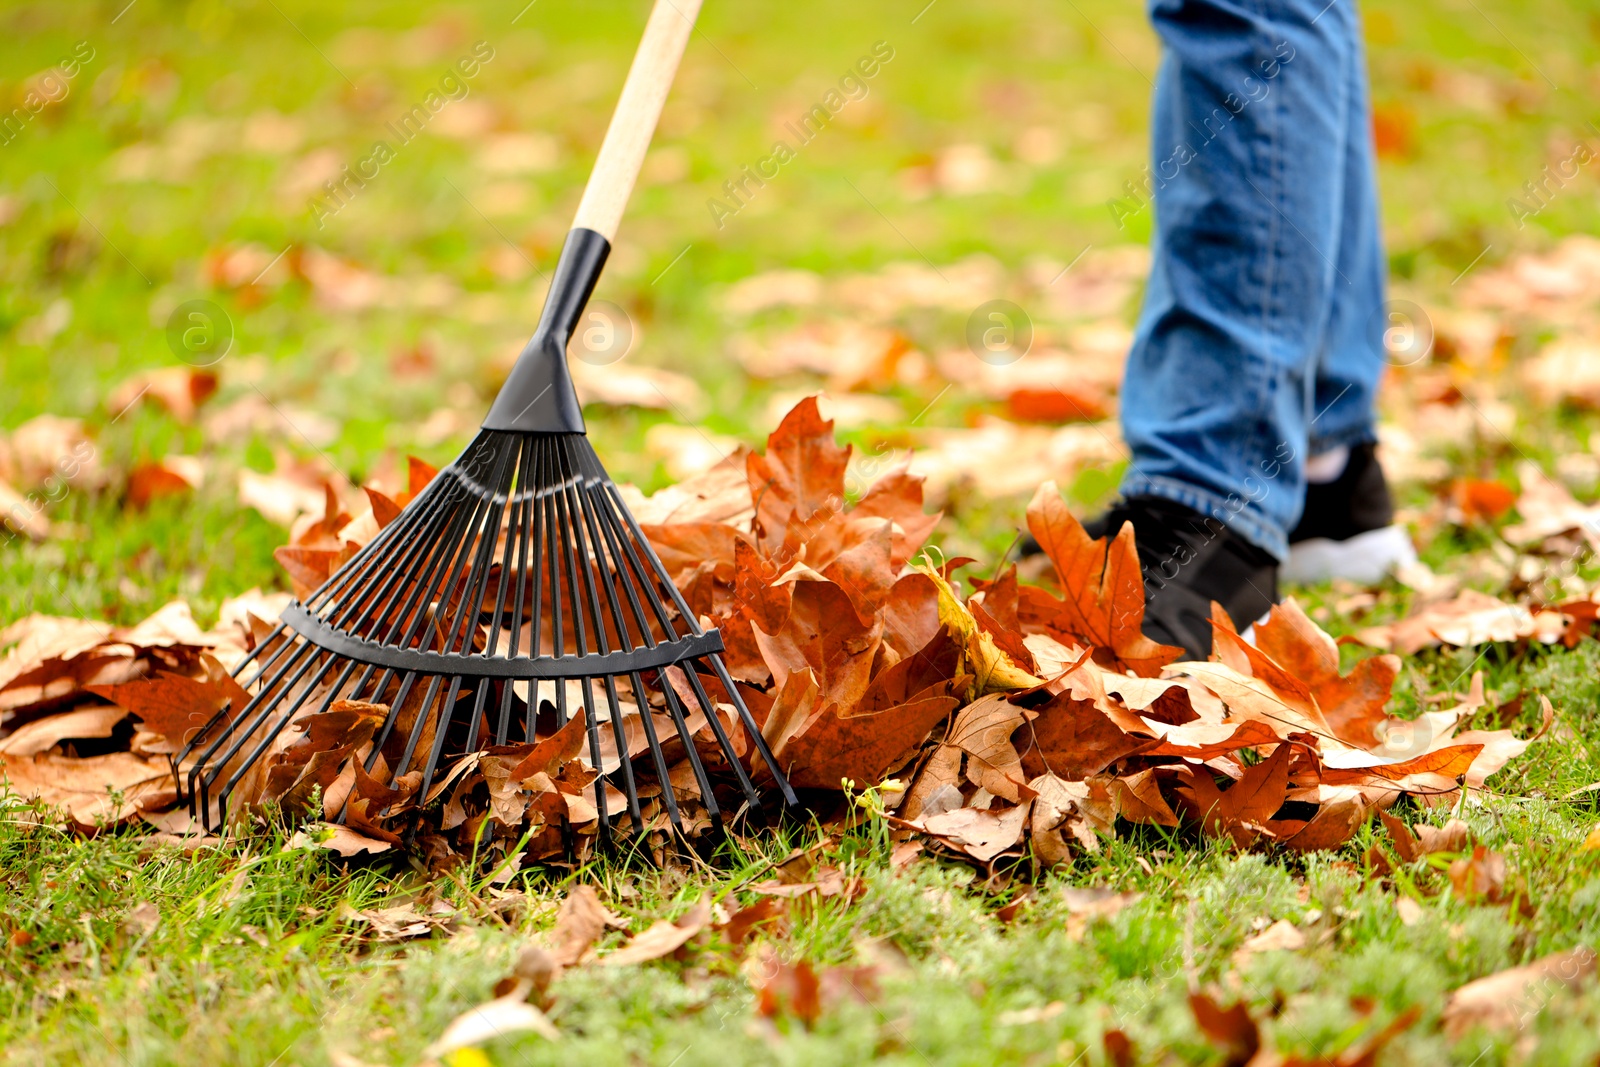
[1120,0,1363,563]
[1281,8,1418,583]
[1305,5,1385,461]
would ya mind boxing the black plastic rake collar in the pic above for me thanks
[481,228,610,434]
[279,602,726,678]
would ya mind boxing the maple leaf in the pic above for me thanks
[775,683,958,791]
[1016,689,1159,780]
[969,566,1038,672]
[849,463,941,567]
[1175,742,1297,846]
[752,579,883,717]
[1021,481,1183,676]
[1249,600,1400,750]
[88,663,250,748]
[746,396,851,555]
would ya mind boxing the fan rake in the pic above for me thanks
[175,0,798,844]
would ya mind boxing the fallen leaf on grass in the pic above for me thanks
[340,900,457,942]
[996,1001,1066,1026]
[752,953,882,1029]
[1441,947,1597,1036]
[1174,741,1297,848]
[545,885,621,966]
[107,367,218,423]
[1103,1029,1135,1067]
[1061,886,1142,940]
[0,704,127,756]
[422,994,559,1057]
[909,804,1030,863]
[1502,461,1600,548]
[1190,993,1421,1067]
[126,456,204,509]
[1355,589,1536,654]
[1023,481,1183,676]
[1449,478,1516,524]
[1233,919,1305,965]
[1447,845,1527,909]
[1381,812,1472,861]
[602,895,712,966]
[121,901,160,939]
[0,479,50,539]
[718,898,788,948]
[287,824,393,857]
[0,750,176,830]
[1189,993,1259,1067]
[749,866,864,901]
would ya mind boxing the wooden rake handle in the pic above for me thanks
[570,0,703,241]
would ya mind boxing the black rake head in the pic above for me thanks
[176,427,798,845]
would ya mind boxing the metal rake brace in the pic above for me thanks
[176,0,797,842]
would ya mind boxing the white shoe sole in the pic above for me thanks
[1282,525,1417,585]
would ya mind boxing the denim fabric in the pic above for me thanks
[1119,0,1387,560]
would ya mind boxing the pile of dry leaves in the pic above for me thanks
[0,398,1549,867]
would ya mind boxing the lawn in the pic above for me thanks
[4,1,1600,1064]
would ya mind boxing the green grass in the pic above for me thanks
[5,0,1600,1063]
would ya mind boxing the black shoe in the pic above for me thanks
[1021,496,1277,659]
[1283,442,1416,584]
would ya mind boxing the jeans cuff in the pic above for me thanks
[1120,472,1289,561]
[1308,423,1377,457]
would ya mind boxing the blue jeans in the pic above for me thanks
[1119,0,1386,560]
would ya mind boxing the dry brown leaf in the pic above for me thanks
[422,994,559,1056]
[1022,481,1183,676]
[287,824,393,857]
[0,750,175,830]
[1502,461,1600,548]
[911,804,1029,863]
[546,885,620,967]
[602,895,712,967]
[1355,589,1537,654]
[1441,947,1597,1036]
[0,704,127,756]
[1233,918,1305,965]
[1188,992,1260,1067]
[107,367,219,423]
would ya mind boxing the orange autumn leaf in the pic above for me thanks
[88,666,250,747]
[1248,599,1400,750]
[1450,478,1517,523]
[1004,385,1109,424]
[745,396,851,555]
[1022,482,1183,677]
[778,690,959,791]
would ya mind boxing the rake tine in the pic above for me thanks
[601,478,708,637]
[393,673,447,780]
[592,480,683,640]
[625,671,680,833]
[598,674,646,833]
[367,669,421,772]
[442,441,516,653]
[680,660,761,812]
[214,652,341,818]
[306,459,454,615]
[491,436,536,745]
[709,653,799,808]
[417,675,467,801]
[189,637,318,808]
[652,667,719,821]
